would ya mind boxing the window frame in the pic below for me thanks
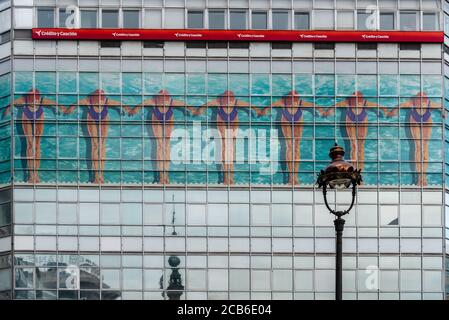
[122,9,141,29]
[208,9,226,30]
[187,10,204,29]
[229,10,247,30]
[80,9,98,29]
[101,8,120,29]
[379,11,396,30]
[399,10,420,31]
[272,10,290,30]
[36,7,55,28]
[294,11,310,30]
[422,11,440,31]
[251,10,268,30]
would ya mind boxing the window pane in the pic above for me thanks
[423,13,438,31]
[209,10,225,29]
[102,10,119,28]
[230,11,247,29]
[380,12,395,30]
[59,8,71,28]
[81,10,97,28]
[400,12,418,30]
[357,12,370,30]
[338,11,354,29]
[294,12,310,29]
[188,11,204,29]
[252,11,267,29]
[37,9,54,28]
[273,11,289,30]
[144,9,162,28]
[314,10,334,29]
[123,10,140,29]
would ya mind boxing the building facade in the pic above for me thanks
[0,0,447,300]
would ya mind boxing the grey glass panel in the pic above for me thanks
[123,10,140,29]
[380,12,395,30]
[400,12,418,31]
[357,12,371,30]
[252,11,267,29]
[423,13,438,31]
[188,11,204,29]
[230,11,247,29]
[36,267,57,289]
[273,11,289,30]
[294,12,309,29]
[209,10,225,29]
[81,10,98,28]
[102,10,119,28]
[59,8,71,28]
[37,9,55,28]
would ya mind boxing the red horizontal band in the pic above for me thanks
[31,28,443,43]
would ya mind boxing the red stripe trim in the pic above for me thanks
[32,28,443,43]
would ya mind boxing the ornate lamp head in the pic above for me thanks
[317,144,362,190]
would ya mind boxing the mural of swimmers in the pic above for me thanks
[11,86,441,186]
[61,89,135,184]
[387,92,441,186]
[330,91,397,172]
[6,89,74,183]
[190,90,267,184]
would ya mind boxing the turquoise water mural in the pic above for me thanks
[5,71,445,186]
[0,73,11,185]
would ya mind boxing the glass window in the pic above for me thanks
[58,8,71,28]
[294,12,310,29]
[188,10,204,29]
[37,8,54,28]
[144,9,162,28]
[273,11,289,30]
[380,12,395,30]
[423,12,438,31]
[230,10,247,29]
[123,269,142,290]
[400,11,418,31]
[314,10,334,29]
[337,11,354,29]
[102,10,119,28]
[209,10,225,29]
[252,11,267,29]
[357,11,372,30]
[81,10,97,28]
[123,10,140,29]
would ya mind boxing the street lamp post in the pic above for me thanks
[316,144,362,301]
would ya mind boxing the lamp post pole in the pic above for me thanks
[334,216,345,301]
[317,144,362,301]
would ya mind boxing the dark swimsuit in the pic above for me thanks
[411,100,431,123]
[87,96,109,122]
[23,97,44,120]
[281,98,303,123]
[346,100,368,122]
[153,99,174,123]
[217,100,238,123]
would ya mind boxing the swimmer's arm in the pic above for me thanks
[13,97,26,105]
[335,99,347,108]
[2,105,11,117]
[41,98,57,106]
[363,100,394,116]
[171,99,192,115]
[59,98,86,114]
[127,98,155,115]
[430,100,442,109]
[106,99,122,107]
[2,98,21,117]
[189,99,216,116]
